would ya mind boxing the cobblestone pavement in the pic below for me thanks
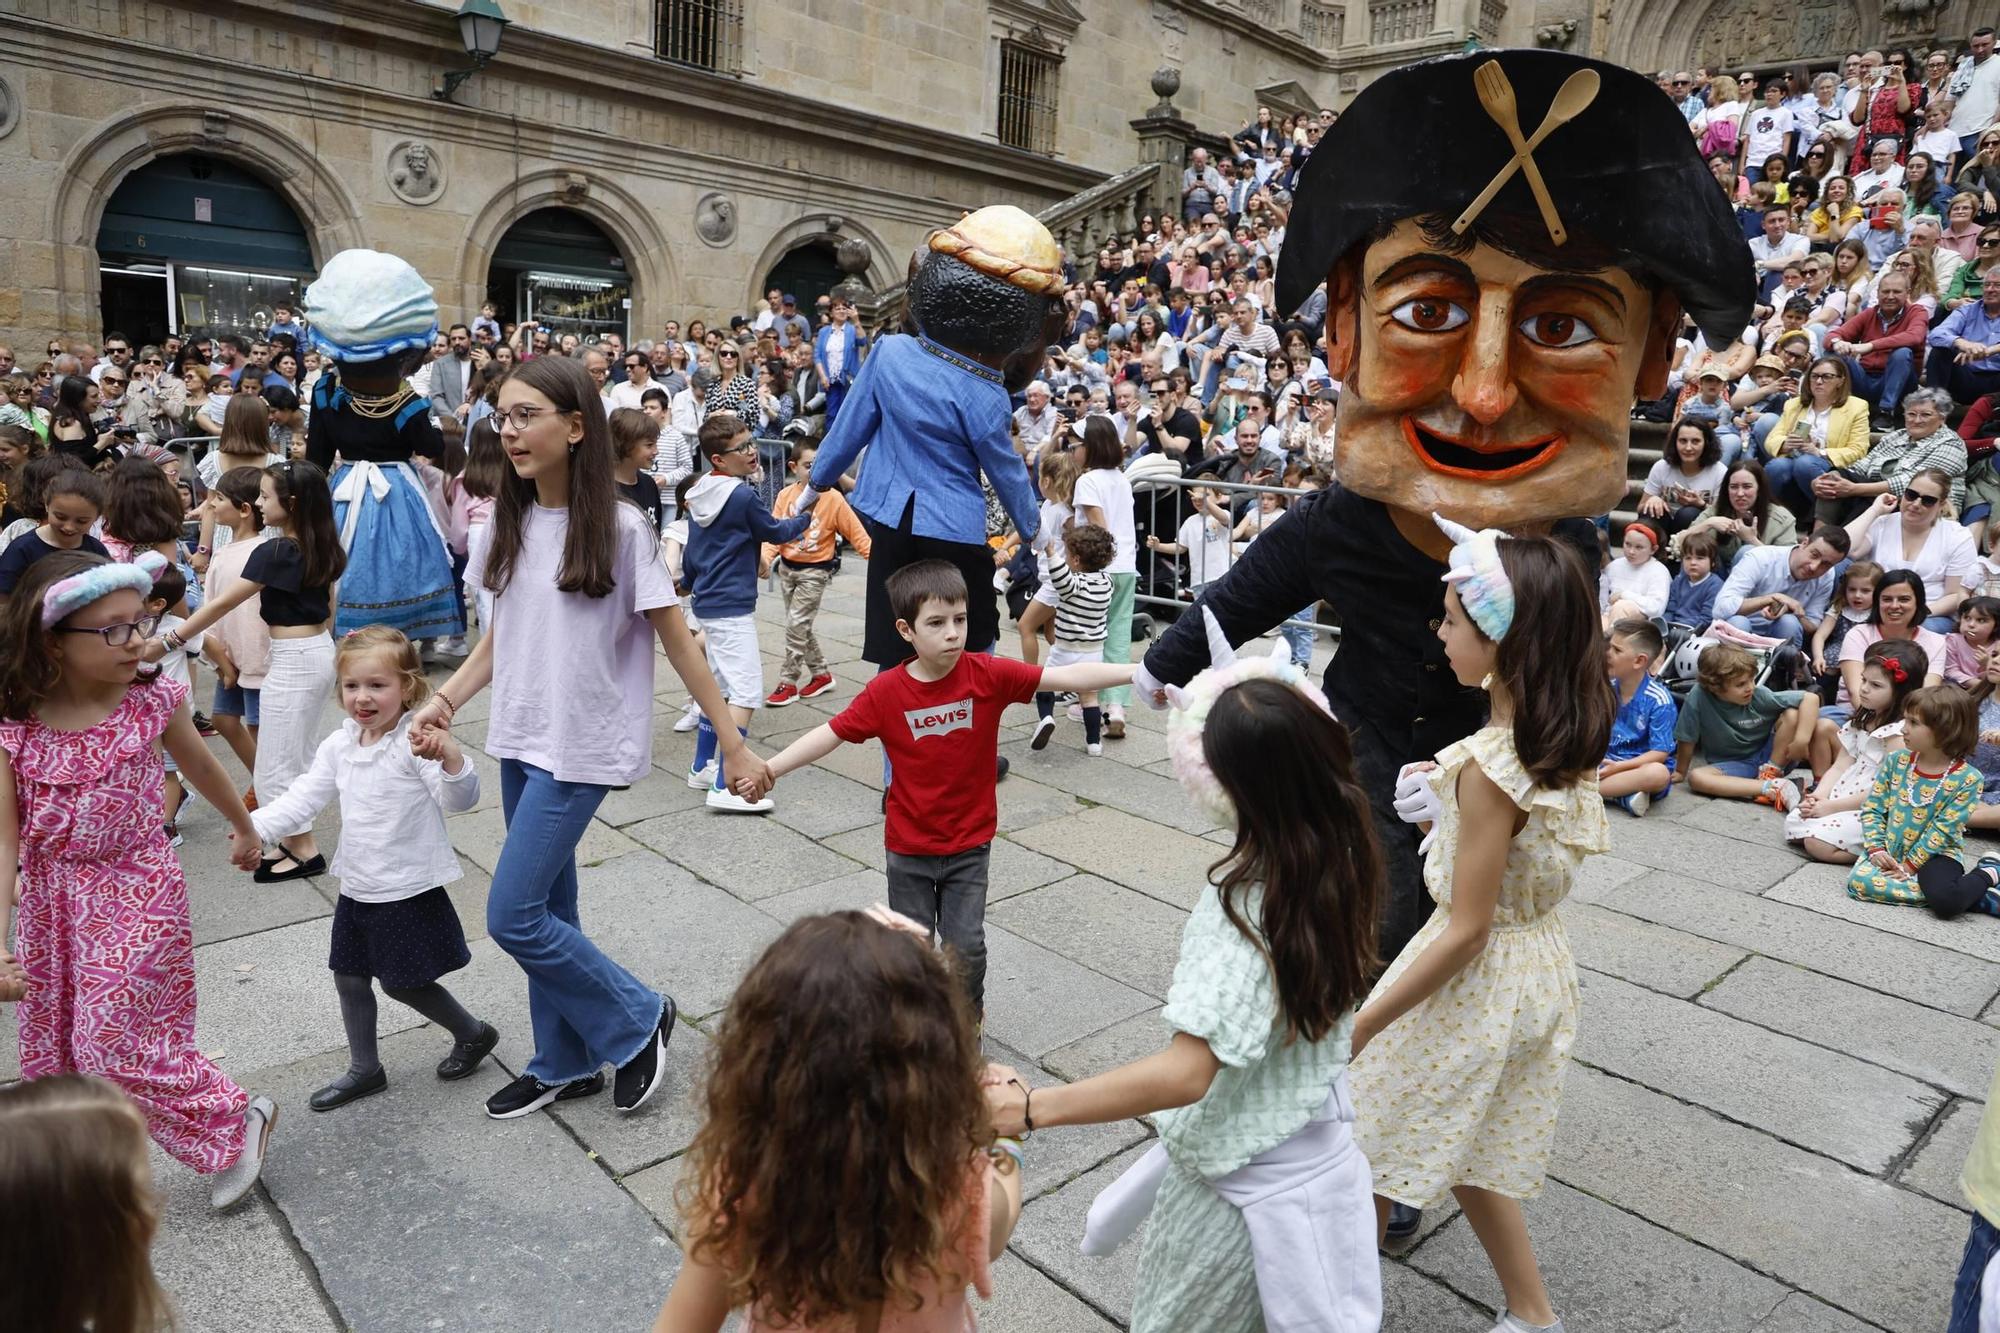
[14,565,1989,1331]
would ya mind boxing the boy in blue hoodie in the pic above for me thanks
[682,412,814,812]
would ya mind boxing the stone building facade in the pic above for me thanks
[0,0,1988,353]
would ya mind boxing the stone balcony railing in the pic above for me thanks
[1368,0,1435,43]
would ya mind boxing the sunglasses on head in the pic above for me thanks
[1903,488,1943,507]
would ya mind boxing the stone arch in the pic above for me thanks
[48,105,367,336]
[456,171,682,339]
[743,213,899,312]
[1604,0,1871,77]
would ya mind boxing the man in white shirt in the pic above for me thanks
[1747,207,1810,301]
[751,289,783,333]
[1950,27,2000,161]
[608,351,657,411]
[1012,380,1059,456]
[1851,136,1907,201]
[1741,83,1795,178]
[1842,51,1881,120]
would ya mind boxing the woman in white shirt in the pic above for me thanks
[1071,417,1137,738]
[1843,467,1980,632]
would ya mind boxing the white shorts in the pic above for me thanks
[1032,581,1061,610]
[701,614,764,709]
[1046,640,1104,670]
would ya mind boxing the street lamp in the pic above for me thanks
[433,0,511,102]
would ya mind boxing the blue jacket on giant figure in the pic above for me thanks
[808,205,1064,665]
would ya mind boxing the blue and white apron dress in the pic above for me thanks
[330,454,465,640]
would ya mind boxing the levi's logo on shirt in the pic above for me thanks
[904,698,974,739]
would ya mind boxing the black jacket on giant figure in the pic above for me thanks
[1138,50,1757,958]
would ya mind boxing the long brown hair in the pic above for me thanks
[264,460,346,589]
[216,393,271,457]
[1203,678,1382,1039]
[1493,537,1612,787]
[103,456,184,547]
[679,913,991,1326]
[480,355,621,598]
[0,551,161,720]
[0,1075,171,1332]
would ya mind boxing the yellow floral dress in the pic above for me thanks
[1348,725,1609,1207]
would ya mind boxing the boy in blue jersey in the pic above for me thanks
[1602,618,1679,816]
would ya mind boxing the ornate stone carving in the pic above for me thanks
[1149,66,1182,116]
[385,138,445,205]
[1882,0,1948,45]
[1535,19,1578,48]
[694,191,737,247]
[0,74,16,141]
[562,172,589,203]
[1693,0,1856,70]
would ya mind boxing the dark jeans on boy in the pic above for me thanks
[886,843,992,1013]
[1950,1212,2000,1333]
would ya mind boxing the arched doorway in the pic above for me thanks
[487,208,632,345]
[95,153,313,345]
[761,239,846,315]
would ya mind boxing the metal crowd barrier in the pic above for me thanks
[1125,470,1337,641]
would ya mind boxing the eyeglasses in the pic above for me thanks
[144,357,164,366]
[717,350,739,359]
[722,440,758,456]
[1903,488,1944,508]
[104,345,130,355]
[57,615,160,647]
[625,360,644,369]
[1808,371,1838,381]
[100,377,125,387]
[496,404,561,432]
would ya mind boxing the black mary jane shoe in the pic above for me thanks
[436,1023,500,1080]
[309,1067,387,1112]
[255,853,327,884]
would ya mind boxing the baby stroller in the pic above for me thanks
[1657,622,1810,704]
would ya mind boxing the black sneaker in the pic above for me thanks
[555,1072,604,1102]
[613,997,678,1112]
[486,1072,563,1120]
[193,710,217,738]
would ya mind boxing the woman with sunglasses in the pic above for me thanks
[1955,131,2000,220]
[702,342,759,425]
[1845,467,1976,637]
[1942,227,2000,312]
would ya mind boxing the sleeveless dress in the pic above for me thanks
[1784,720,1905,853]
[1349,726,1609,1207]
[0,678,248,1172]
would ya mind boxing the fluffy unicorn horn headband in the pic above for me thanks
[41,551,170,627]
[1166,607,1335,827]
[1435,513,1515,641]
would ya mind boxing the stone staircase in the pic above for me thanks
[1607,417,1668,539]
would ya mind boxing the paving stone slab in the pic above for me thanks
[1562,902,1747,998]
[762,763,895,840]
[185,855,333,947]
[1412,1179,1791,1332]
[1899,1096,1982,1210]
[446,804,644,876]
[441,852,492,943]
[194,917,424,1076]
[1702,957,2000,1098]
[1573,971,1942,1172]
[620,1156,687,1235]
[994,772,1086,833]
[1008,806,1224,911]
[1042,1007,1171,1083]
[753,868,889,925]
[1749,1293,1891,1332]
[595,767,716,826]
[1670,792,1808,844]
[1010,1143,1148,1323]
[983,925,1158,1059]
[256,1029,678,1331]
[989,874,1190,1002]
[1556,1065,1962,1331]
[1568,853,1654,905]
[818,828,1076,903]
[1380,1262,1493,1331]
[150,1154,340,1333]
[981,1253,1122,1332]
[547,1019,716,1177]
[626,809,862,902]
[1764,864,2000,965]
[998,736,1221,834]
[1590,812,1805,891]
[1597,875,2000,1016]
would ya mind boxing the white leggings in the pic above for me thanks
[253,633,334,821]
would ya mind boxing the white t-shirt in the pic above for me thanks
[1032,499,1072,571]
[1865,515,1980,605]
[1176,512,1233,587]
[1073,467,1137,575]
[466,501,677,785]
[1600,556,1670,618]
[1914,127,1962,165]
[1743,105,1795,164]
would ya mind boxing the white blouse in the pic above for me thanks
[1865,515,1980,604]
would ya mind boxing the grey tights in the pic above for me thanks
[332,971,483,1078]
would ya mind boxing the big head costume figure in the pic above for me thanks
[1140,50,1754,957]
[810,205,1061,665]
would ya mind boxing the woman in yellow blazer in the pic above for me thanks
[1762,355,1872,517]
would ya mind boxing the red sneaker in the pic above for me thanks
[765,682,801,708]
[799,674,836,699]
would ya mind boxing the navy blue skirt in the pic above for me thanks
[327,886,472,989]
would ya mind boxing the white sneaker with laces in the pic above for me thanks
[1086,742,1103,756]
[1030,716,1057,750]
[687,760,718,790]
[706,787,774,814]
[672,700,701,733]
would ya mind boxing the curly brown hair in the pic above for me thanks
[678,912,992,1326]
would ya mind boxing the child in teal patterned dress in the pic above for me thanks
[984,618,1387,1332]
[1848,685,1993,914]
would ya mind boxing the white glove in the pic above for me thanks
[1133,661,1172,711]
[1394,762,1441,857]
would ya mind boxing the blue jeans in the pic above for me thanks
[1279,604,1316,666]
[490,759,663,1084]
[1846,347,1915,415]
[1763,452,1833,514]
[1713,425,1744,468]
[1728,611,1803,646]
[1950,1212,2000,1333]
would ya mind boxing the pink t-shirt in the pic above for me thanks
[1836,623,1949,705]
[466,501,676,785]
[747,1155,994,1333]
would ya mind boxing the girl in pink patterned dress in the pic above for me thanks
[0,550,276,1210]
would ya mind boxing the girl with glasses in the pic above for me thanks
[0,552,273,1210]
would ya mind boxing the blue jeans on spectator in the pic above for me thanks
[1713,423,1745,467]
[1950,1212,2000,1333]
[1279,604,1316,666]
[1846,347,1915,416]
[1728,611,1803,646]
[1927,614,1960,633]
[490,759,664,1085]
[1764,452,1833,514]
[1926,346,2000,406]
[1750,412,1781,455]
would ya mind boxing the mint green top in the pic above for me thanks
[1156,882,1353,1180]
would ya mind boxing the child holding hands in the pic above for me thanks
[0,551,274,1210]
[248,626,498,1112]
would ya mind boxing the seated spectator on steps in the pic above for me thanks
[1842,468,1980,631]
[1662,529,1724,628]
[1712,523,1849,647]
[1763,355,1872,517]
[1600,618,1678,817]
[1827,269,1930,427]
[1924,276,2000,408]
[1680,460,1798,569]
[1811,388,1967,525]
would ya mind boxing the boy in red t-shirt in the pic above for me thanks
[740,559,1133,1012]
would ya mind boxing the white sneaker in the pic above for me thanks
[1492,1315,1564,1333]
[1066,704,1085,722]
[1086,742,1103,756]
[436,635,468,657]
[1030,716,1057,751]
[672,700,701,733]
[687,760,718,790]
[1625,789,1650,818]
[706,787,773,814]
[211,1095,277,1210]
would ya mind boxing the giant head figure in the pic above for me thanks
[1277,51,1754,548]
[905,205,1067,393]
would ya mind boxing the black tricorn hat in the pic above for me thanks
[1275,49,1755,349]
